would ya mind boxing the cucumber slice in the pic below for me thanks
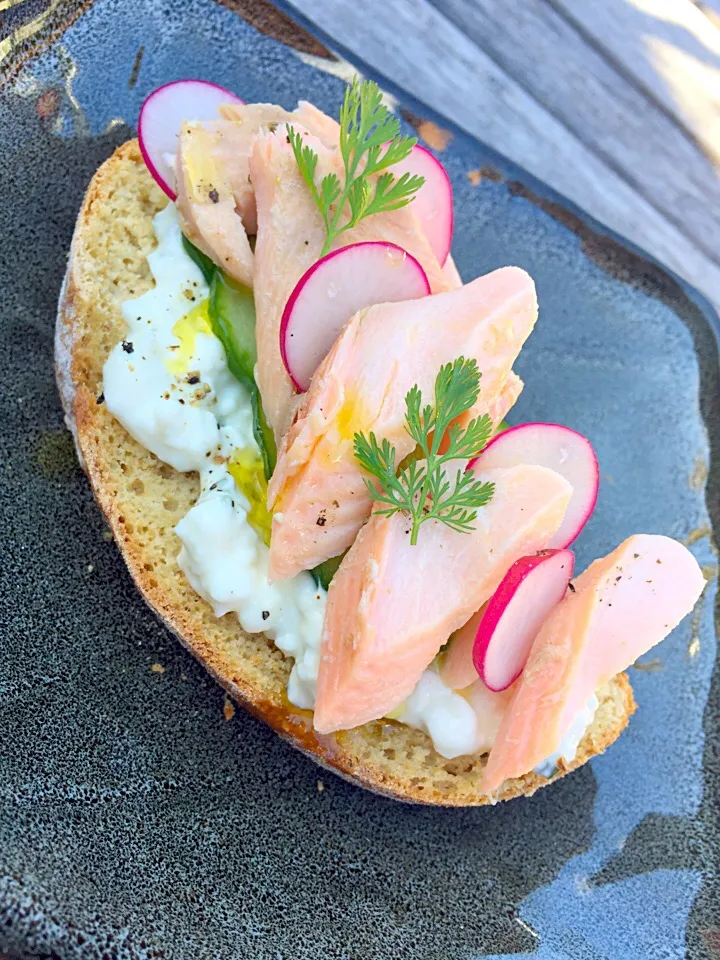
[208,270,277,479]
[182,234,216,286]
[312,552,345,591]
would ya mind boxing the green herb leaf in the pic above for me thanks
[288,77,424,256]
[353,357,495,544]
[366,171,425,216]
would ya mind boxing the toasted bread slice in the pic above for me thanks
[55,140,635,805]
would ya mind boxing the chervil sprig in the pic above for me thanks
[287,77,424,257]
[353,358,495,545]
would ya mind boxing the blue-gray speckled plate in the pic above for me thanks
[0,1,718,958]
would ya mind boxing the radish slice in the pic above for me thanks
[470,423,599,549]
[474,549,575,691]
[281,241,430,392]
[138,80,244,199]
[393,144,454,266]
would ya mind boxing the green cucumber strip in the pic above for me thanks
[249,385,277,480]
[182,235,216,286]
[209,271,257,386]
[208,270,277,478]
[311,552,346,591]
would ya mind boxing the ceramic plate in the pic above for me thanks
[0,1,717,957]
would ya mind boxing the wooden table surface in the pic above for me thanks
[287,0,720,311]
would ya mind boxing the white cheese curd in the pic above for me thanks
[391,669,510,760]
[103,204,249,473]
[393,671,480,759]
[176,467,326,709]
[392,668,598,765]
[533,693,599,777]
[105,204,326,710]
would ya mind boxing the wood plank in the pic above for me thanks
[429,0,720,263]
[287,0,720,308]
[695,0,720,17]
[549,0,720,164]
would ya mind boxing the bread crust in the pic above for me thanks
[55,139,636,805]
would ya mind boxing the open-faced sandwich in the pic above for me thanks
[55,77,706,805]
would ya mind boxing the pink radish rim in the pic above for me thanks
[393,143,454,266]
[467,421,600,549]
[473,548,575,691]
[413,144,454,266]
[137,79,244,200]
[280,241,431,393]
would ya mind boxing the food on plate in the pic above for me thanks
[390,143,454,265]
[454,549,576,694]
[267,270,536,580]
[482,535,705,790]
[314,461,573,734]
[175,101,342,287]
[473,421,600,549]
[138,79,244,200]
[56,76,705,805]
[280,241,431,392]
[249,126,451,442]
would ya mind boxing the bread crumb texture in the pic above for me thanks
[57,139,636,805]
